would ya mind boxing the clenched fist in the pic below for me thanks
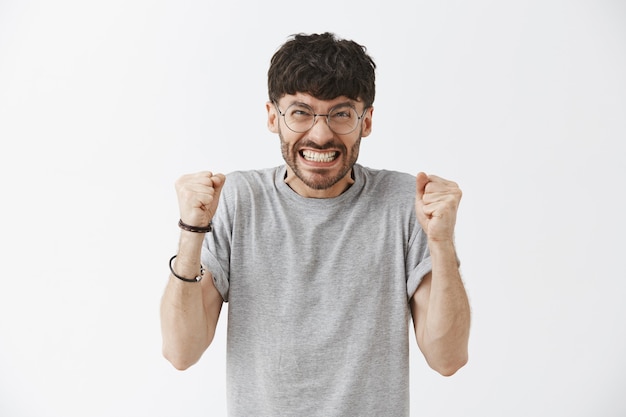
[175,171,226,229]
[415,172,462,242]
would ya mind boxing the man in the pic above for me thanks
[160,32,470,416]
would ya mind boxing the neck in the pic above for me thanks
[284,168,355,198]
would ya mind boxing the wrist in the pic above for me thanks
[177,229,205,257]
[427,238,457,259]
[169,255,204,283]
[428,236,454,248]
[178,218,212,233]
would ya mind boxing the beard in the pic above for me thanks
[279,128,362,191]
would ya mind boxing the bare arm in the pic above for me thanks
[411,173,471,376]
[160,172,226,370]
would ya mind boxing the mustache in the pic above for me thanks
[296,140,346,151]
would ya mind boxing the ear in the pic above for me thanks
[360,106,374,138]
[266,101,279,133]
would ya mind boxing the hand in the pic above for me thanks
[175,171,226,228]
[415,172,462,242]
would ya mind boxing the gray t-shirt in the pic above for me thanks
[202,164,432,417]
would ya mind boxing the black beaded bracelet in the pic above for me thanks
[178,219,212,233]
[169,255,204,283]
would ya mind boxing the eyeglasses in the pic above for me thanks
[275,102,368,135]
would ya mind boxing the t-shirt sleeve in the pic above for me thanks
[406,256,432,299]
[202,237,230,302]
[200,178,234,303]
[405,227,432,299]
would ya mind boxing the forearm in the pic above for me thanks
[415,240,470,375]
[160,232,220,370]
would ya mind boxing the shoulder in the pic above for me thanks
[224,166,278,183]
[357,165,416,196]
[211,167,280,222]
[222,167,280,193]
[217,167,283,211]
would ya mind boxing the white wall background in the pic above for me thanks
[1,0,625,416]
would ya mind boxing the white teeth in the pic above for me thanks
[302,150,337,162]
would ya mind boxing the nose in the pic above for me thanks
[308,114,334,142]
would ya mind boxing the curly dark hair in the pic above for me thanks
[268,32,376,108]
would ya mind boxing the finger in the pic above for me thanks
[210,173,226,190]
[182,184,212,202]
[424,175,459,193]
[421,189,455,204]
[210,174,226,202]
[196,170,213,179]
[421,204,435,218]
[192,172,216,187]
[416,172,429,201]
[175,171,213,190]
[421,201,446,217]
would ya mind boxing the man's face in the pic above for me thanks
[266,93,373,198]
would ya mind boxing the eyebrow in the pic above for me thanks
[289,100,357,111]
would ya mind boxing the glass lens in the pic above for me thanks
[284,104,315,132]
[328,106,358,134]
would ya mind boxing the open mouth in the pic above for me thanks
[300,150,338,163]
